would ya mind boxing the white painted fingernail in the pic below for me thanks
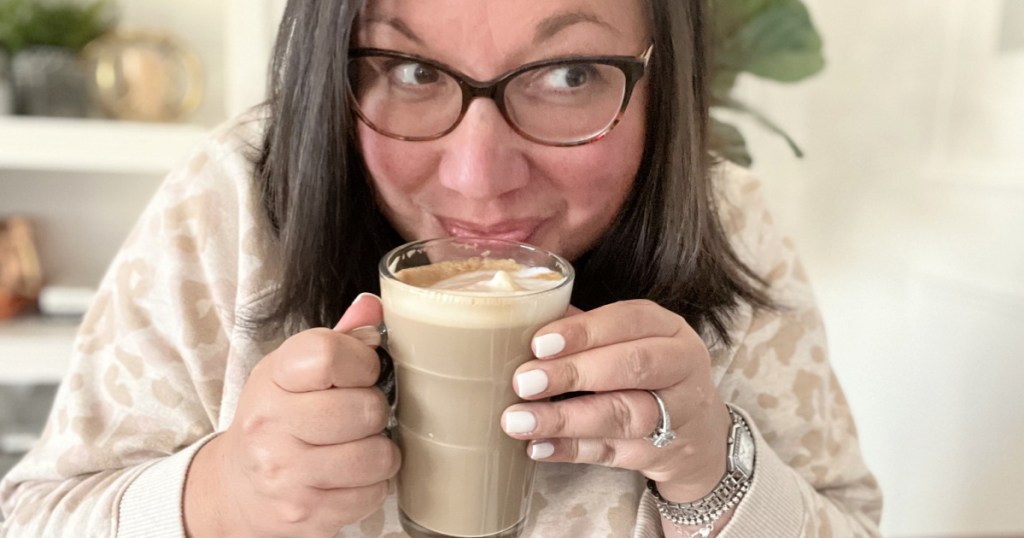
[530,442,555,460]
[504,411,537,434]
[532,333,565,358]
[515,370,548,398]
[351,292,376,305]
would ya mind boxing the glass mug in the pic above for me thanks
[351,238,574,538]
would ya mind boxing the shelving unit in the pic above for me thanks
[0,316,78,384]
[0,117,207,383]
[0,117,209,174]
[0,0,285,384]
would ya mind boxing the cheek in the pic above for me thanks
[357,126,440,209]
[552,124,644,219]
[359,127,422,190]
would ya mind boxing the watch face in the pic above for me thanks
[730,425,755,478]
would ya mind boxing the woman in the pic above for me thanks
[0,0,882,536]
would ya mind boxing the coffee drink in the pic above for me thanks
[379,240,573,538]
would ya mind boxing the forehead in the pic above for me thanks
[357,0,650,75]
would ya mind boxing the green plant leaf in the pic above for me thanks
[733,3,824,81]
[0,0,115,53]
[710,117,753,168]
[714,0,825,83]
[715,96,804,157]
[710,0,824,161]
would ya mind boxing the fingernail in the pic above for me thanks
[532,333,565,358]
[515,370,548,398]
[503,411,537,434]
[530,442,554,460]
[351,292,376,305]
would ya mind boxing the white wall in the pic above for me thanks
[735,0,1024,535]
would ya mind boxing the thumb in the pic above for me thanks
[566,304,585,317]
[334,293,384,333]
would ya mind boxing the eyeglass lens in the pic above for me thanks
[349,56,629,144]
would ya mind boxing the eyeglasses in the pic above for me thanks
[347,45,653,147]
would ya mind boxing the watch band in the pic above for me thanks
[646,404,755,527]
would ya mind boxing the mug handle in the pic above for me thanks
[349,323,387,348]
[348,324,397,432]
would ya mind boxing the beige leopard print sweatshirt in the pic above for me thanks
[0,111,882,537]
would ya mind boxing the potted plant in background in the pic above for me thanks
[711,0,825,167]
[0,0,116,118]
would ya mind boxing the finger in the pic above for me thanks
[271,328,381,392]
[297,435,401,489]
[502,390,665,441]
[524,437,654,472]
[334,293,384,333]
[512,337,689,399]
[284,387,390,445]
[531,300,690,359]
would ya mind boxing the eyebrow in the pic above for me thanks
[362,16,425,46]
[361,10,619,50]
[534,11,621,44]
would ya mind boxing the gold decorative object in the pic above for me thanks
[0,216,43,320]
[82,31,203,122]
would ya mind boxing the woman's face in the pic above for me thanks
[355,0,650,260]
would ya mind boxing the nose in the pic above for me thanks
[436,98,530,201]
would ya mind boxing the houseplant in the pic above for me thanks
[0,0,116,117]
[711,0,825,166]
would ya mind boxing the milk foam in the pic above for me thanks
[429,266,564,294]
[383,259,571,328]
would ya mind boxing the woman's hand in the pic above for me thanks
[502,299,732,503]
[184,295,399,538]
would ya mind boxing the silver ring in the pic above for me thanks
[645,390,676,448]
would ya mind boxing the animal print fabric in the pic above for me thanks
[0,111,881,537]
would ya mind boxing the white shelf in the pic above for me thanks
[0,317,77,384]
[0,117,210,175]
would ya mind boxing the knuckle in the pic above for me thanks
[562,360,584,391]
[250,444,285,480]
[358,389,389,430]
[557,319,592,353]
[278,500,313,525]
[566,439,580,461]
[608,392,641,438]
[388,441,403,477]
[596,441,618,466]
[368,436,397,474]
[621,345,650,388]
[240,412,269,437]
[550,404,571,436]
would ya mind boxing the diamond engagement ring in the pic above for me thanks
[645,390,676,448]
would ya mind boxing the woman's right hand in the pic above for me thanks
[184,294,399,538]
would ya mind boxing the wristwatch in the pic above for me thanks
[646,404,755,527]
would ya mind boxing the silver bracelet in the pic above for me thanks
[647,404,755,528]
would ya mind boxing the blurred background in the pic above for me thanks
[0,0,1021,536]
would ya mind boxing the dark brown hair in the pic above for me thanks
[252,0,772,345]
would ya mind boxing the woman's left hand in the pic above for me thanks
[502,299,732,502]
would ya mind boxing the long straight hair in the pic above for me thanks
[252,0,772,345]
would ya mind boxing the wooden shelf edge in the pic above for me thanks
[0,316,78,384]
[0,117,211,175]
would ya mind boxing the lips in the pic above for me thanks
[437,217,543,244]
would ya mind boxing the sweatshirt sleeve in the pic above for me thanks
[633,164,883,537]
[0,118,265,537]
[716,166,882,536]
